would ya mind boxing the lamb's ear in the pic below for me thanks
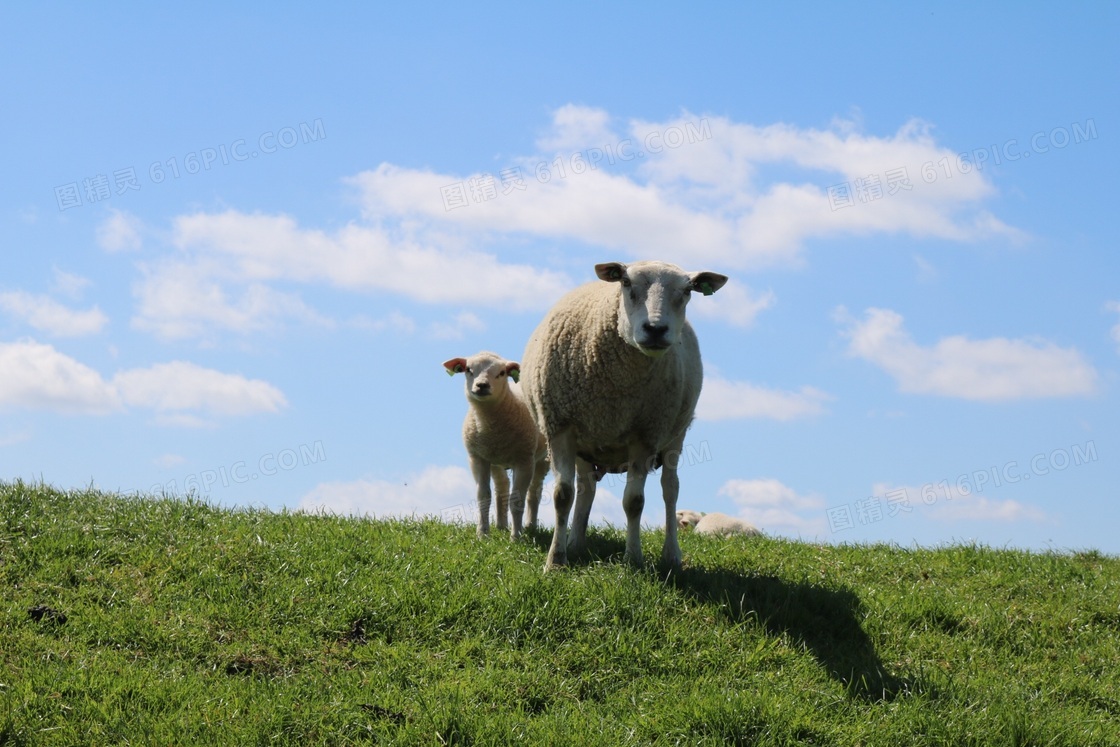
[595,262,628,283]
[688,271,729,297]
[443,357,467,376]
[505,362,521,384]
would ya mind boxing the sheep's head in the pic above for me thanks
[676,510,705,529]
[443,351,520,404]
[596,261,728,358]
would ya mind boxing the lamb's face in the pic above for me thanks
[596,261,729,358]
[443,352,520,404]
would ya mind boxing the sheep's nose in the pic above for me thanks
[642,322,669,340]
[474,382,491,395]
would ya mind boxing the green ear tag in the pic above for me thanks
[699,282,714,296]
[510,369,520,384]
[445,367,457,376]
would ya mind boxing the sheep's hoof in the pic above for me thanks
[624,551,644,568]
[544,552,568,572]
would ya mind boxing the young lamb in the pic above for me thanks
[677,510,761,537]
[444,351,548,540]
[521,260,727,570]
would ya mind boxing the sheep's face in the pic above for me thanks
[443,352,520,404]
[676,510,704,528]
[596,261,728,358]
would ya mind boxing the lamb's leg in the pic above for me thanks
[566,459,597,558]
[659,438,685,569]
[507,460,532,541]
[470,454,492,537]
[491,466,511,532]
[545,432,577,571]
[622,450,654,567]
[525,456,548,530]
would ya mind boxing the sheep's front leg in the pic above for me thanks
[545,432,577,571]
[470,454,493,537]
[491,466,511,532]
[659,436,686,568]
[623,452,653,567]
[507,460,533,541]
[566,459,598,558]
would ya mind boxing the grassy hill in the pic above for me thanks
[2,481,1118,745]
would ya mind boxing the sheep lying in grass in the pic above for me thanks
[444,351,548,540]
[522,260,727,570]
[677,510,761,537]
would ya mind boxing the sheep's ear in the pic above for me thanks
[595,262,628,283]
[443,357,467,376]
[505,362,521,384]
[688,272,728,297]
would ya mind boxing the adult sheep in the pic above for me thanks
[521,260,727,570]
[677,510,761,537]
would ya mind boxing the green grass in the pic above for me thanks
[2,480,1118,745]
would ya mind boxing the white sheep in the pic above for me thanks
[444,351,548,540]
[677,510,761,537]
[521,260,727,570]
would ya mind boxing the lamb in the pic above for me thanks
[677,510,761,537]
[521,260,728,570]
[444,351,548,540]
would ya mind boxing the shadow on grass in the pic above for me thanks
[667,564,916,702]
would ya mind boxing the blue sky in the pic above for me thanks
[2,4,1117,553]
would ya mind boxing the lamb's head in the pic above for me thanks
[596,261,728,358]
[443,351,520,404]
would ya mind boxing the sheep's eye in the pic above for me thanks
[498,371,506,377]
[620,277,631,288]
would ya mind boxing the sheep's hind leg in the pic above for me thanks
[491,466,510,532]
[566,459,597,559]
[471,455,493,537]
[544,432,577,571]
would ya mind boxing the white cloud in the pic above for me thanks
[50,268,93,299]
[298,465,476,519]
[718,478,828,536]
[352,110,1024,270]
[840,307,1098,401]
[128,210,573,341]
[113,361,287,417]
[0,340,121,414]
[0,340,285,423]
[132,107,1023,341]
[0,292,108,337]
[696,375,831,421]
[872,482,1047,523]
[428,311,486,340]
[688,283,775,328]
[535,104,620,153]
[97,209,143,252]
[131,259,332,341]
